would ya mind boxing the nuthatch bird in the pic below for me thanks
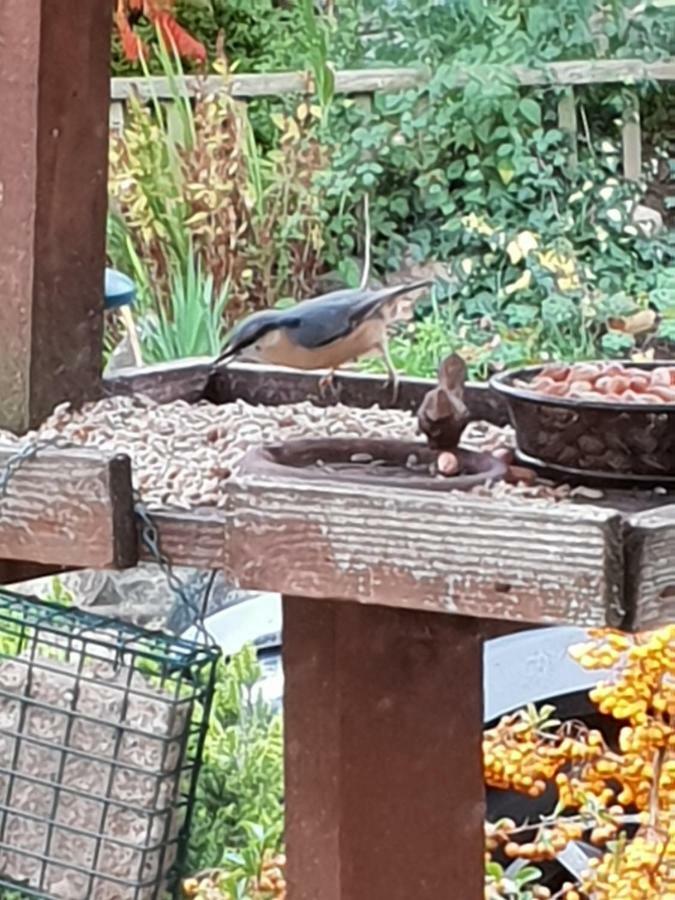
[213,280,434,400]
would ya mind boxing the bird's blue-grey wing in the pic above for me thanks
[286,282,432,349]
[282,295,371,349]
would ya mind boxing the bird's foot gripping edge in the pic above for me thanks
[318,370,341,404]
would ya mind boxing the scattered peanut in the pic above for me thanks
[505,465,537,486]
[437,451,460,476]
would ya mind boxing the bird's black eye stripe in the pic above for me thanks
[225,316,291,357]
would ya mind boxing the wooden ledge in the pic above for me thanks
[222,476,625,628]
[103,358,509,425]
[9,358,675,631]
[0,443,136,569]
[625,505,675,631]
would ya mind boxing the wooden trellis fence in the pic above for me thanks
[111,58,675,181]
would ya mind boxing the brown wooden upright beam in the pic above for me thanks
[283,597,485,900]
[0,0,112,433]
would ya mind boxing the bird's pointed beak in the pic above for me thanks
[212,348,235,370]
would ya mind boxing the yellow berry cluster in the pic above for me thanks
[484,625,675,899]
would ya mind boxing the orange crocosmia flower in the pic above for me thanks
[115,0,206,64]
[152,10,207,62]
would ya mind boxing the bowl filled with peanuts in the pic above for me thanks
[490,361,675,485]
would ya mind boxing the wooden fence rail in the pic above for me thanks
[110,58,675,181]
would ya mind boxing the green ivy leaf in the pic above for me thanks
[515,865,544,885]
[446,160,465,179]
[519,97,542,127]
[650,288,675,313]
[657,319,675,342]
[274,296,297,310]
[601,331,636,357]
[497,161,515,185]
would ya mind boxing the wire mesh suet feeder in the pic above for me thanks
[0,589,218,899]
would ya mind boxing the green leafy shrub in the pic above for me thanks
[312,0,675,377]
[110,0,675,375]
[188,646,284,884]
[319,71,673,376]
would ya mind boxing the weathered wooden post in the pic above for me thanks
[283,597,486,900]
[0,0,112,433]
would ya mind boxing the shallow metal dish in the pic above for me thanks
[238,438,507,492]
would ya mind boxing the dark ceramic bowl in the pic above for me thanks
[490,362,675,486]
[238,438,507,492]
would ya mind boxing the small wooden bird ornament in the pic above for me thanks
[417,353,470,450]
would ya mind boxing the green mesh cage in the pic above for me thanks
[0,589,219,899]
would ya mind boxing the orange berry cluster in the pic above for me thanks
[578,830,675,899]
[503,822,583,862]
[483,707,597,799]
[485,625,675,898]
[253,853,287,898]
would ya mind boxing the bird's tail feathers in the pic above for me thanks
[376,278,435,301]
[374,279,435,325]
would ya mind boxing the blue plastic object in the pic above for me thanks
[104,268,136,311]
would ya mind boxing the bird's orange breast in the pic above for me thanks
[258,317,388,370]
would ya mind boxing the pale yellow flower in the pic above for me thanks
[506,230,539,264]
[503,270,533,295]
[461,212,495,237]
[558,274,581,292]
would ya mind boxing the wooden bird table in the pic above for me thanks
[2,5,671,897]
[0,361,674,899]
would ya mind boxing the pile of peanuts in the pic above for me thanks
[0,394,524,510]
[1,392,626,505]
[517,363,675,404]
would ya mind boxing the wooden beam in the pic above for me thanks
[111,68,427,102]
[213,362,510,423]
[109,100,126,134]
[283,596,485,900]
[223,478,625,627]
[0,0,111,433]
[103,358,510,425]
[138,509,226,569]
[0,444,136,569]
[624,504,675,631]
[622,89,642,181]
[0,561,71,587]
[104,357,213,406]
[557,88,578,169]
[110,59,675,103]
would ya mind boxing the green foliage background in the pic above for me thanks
[109,0,675,377]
